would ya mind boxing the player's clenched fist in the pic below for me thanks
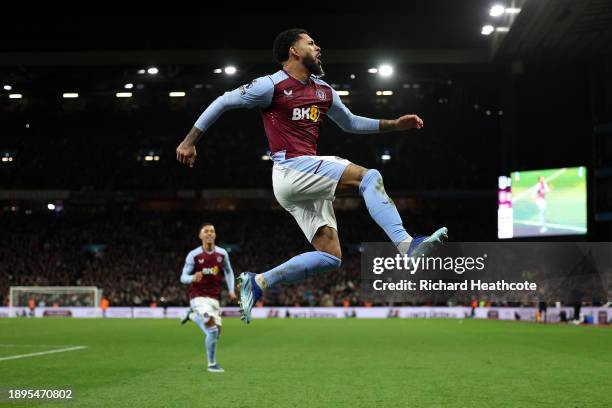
[395,114,424,130]
[192,271,203,282]
[176,141,197,168]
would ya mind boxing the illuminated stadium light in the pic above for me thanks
[495,27,510,32]
[224,66,237,75]
[505,7,521,14]
[485,110,492,116]
[349,74,356,79]
[153,155,160,161]
[124,83,134,89]
[169,91,186,97]
[376,91,394,96]
[336,90,350,96]
[116,92,132,98]
[261,154,270,161]
[3,85,12,90]
[381,153,391,161]
[498,110,504,116]
[489,5,505,17]
[378,64,393,77]
[62,93,79,99]
[9,94,22,99]
[47,203,55,211]
[213,68,223,74]
[368,68,378,74]
[1,152,14,163]
[481,25,495,35]
[147,67,158,75]
[137,69,146,74]
[144,155,154,161]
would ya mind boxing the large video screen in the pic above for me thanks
[498,167,587,238]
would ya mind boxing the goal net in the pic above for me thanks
[9,286,103,308]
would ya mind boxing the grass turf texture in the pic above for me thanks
[1,318,610,407]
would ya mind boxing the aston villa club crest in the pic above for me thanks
[316,89,326,101]
[217,256,222,263]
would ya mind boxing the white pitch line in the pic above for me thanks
[514,220,587,233]
[0,346,87,362]
[512,168,567,203]
[0,344,78,348]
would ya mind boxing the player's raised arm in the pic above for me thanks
[176,76,275,167]
[327,87,424,134]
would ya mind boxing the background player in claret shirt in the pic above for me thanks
[180,222,236,372]
[176,28,447,324]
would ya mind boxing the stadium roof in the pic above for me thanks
[1,2,494,65]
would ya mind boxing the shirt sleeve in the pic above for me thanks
[180,252,195,285]
[222,251,235,294]
[194,76,275,132]
[327,88,380,134]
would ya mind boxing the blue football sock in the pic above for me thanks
[204,325,219,366]
[359,169,411,249]
[261,251,342,288]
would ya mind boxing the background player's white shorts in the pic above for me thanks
[536,197,547,210]
[272,154,351,242]
[190,296,222,326]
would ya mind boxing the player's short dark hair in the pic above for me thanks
[273,28,308,64]
[199,222,214,233]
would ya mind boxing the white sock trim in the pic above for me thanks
[255,274,267,289]
[397,237,414,255]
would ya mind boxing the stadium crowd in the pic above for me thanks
[1,203,500,307]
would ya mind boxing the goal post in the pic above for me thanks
[9,286,103,308]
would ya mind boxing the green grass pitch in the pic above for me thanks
[1,318,611,407]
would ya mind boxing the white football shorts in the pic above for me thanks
[271,153,351,242]
[190,296,222,326]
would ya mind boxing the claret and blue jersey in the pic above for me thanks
[180,246,235,300]
[194,70,381,161]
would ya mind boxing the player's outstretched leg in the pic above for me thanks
[238,251,341,323]
[203,323,223,373]
[357,167,448,255]
[188,310,224,372]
